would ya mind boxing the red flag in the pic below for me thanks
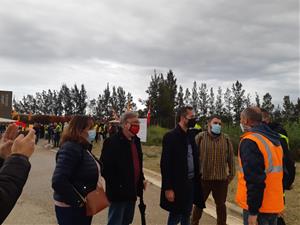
[147,108,151,126]
[15,121,26,128]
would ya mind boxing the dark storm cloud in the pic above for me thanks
[0,0,298,104]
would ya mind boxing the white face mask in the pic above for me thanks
[240,123,251,133]
[240,123,245,133]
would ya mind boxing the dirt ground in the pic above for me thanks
[93,141,300,225]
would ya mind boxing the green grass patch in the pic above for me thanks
[145,125,169,146]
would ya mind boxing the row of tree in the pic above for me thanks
[13,83,136,121]
[13,70,300,128]
[13,84,88,116]
[145,70,300,128]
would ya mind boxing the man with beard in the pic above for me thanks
[160,106,205,225]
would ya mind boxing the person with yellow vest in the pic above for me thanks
[236,107,284,225]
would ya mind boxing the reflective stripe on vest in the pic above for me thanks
[236,132,284,213]
[239,133,283,174]
[279,133,289,147]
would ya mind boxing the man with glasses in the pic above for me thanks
[160,106,205,225]
[191,115,235,225]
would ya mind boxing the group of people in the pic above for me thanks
[0,105,296,225]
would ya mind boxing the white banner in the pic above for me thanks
[137,118,147,142]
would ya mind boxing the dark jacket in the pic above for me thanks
[52,141,99,207]
[100,129,144,202]
[268,122,295,189]
[0,154,31,224]
[239,124,282,215]
[160,125,205,213]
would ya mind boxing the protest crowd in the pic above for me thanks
[0,106,296,225]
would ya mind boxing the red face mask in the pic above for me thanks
[129,124,140,135]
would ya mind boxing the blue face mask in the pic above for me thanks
[211,124,221,134]
[87,130,96,143]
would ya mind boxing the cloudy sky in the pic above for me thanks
[0,0,299,108]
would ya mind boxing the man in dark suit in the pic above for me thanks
[160,106,205,225]
[101,112,146,225]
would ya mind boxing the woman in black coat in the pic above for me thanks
[52,116,99,225]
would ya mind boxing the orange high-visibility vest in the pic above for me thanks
[236,132,284,213]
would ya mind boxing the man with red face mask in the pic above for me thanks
[100,111,146,225]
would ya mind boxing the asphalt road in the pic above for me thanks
[3,140,216,225]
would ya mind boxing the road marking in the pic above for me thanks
[144,170,243,225]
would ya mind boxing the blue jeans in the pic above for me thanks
[167,179,194,225]
[107,201,136,225]
[243,210,278,225]
[55,206,92,225]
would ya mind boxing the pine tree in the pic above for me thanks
[262,93,274,113]
[295,98,300,123]
[103,83,111,118]
[88,99,97,117]
[78,84,88,115]
[146,72,160,124]
[117,87,126,116]
[95,94,105,118]
[208,87,215,116]
[215,87,223,116]
[166,70,177,109]
[13,98,22,113]
[223,88,233,122]
[54,90,63,116]
[59,84,74,115]
[184,88,191,105]
[176,85,184,112]
[110,86,118,116]
[282,95,294,122]
[198,83,209,118]
[232,81,246,123]
[191,81,199,116]
[255,92,260,107]
[245,93,251,108]
[273,104,282,122]
[126,92,136,112]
